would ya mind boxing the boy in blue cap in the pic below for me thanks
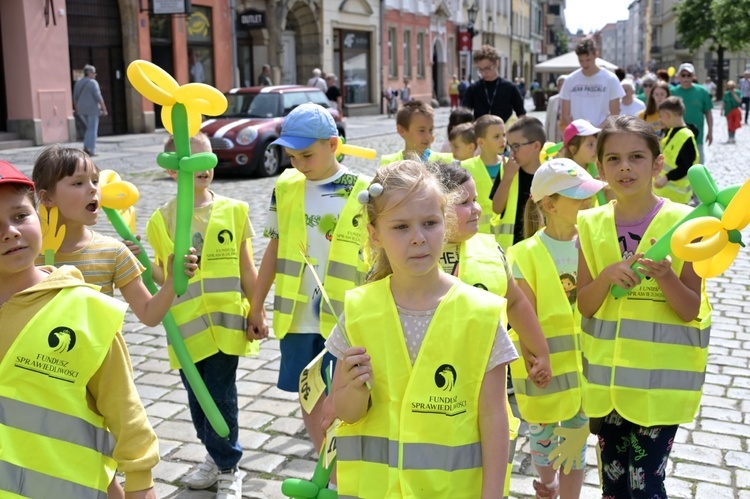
[248,103,371,460]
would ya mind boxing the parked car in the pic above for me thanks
[200,85,345,177]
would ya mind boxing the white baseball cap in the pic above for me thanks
[531,158,607,200]
[678,62,695,75]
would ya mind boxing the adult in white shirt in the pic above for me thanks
[545,75,567,143]
[620,78,646,116]
[560,38,624,127]
[306,68,328,92]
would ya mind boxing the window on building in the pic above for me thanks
[548,4,560,15]
[186,6,213,85]
[417,32,425,77]
[336,30,371,104]
[388,27,397,78]
[448,36,456,76]
[404,30,412,78]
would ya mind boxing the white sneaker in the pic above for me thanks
[216,468,244,499]
[182,455,219,490]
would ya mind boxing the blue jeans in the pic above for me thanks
[179,351,243,471]
[81,113,100,153]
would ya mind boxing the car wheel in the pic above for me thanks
[256,142,282,177]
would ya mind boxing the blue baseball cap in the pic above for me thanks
[271,103,338,150]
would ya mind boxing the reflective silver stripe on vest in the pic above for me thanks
[491,224,514,235]
[581,355,612,386]
[322,299,345,317]
[0,461,107,499]
[619,320,710,349]
[180,312,246,337]
[274,295,295,315]
[327,261,359,282]
[582,317,709,348]
[175,277,242,305]
[0,396,115,457]
[515,371,580,396]
[403,442,482,471]
[614,366,705,391]
[337,435,482,472]
[277,258,303,277]
[546,334,577,354]
[581,316,617,340]
[337,435,399,467]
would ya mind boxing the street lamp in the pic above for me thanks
[467,3,479,38]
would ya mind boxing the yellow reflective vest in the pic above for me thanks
[380,150,454,166]
[0,286,125,498]
[147,196,256,368]
[273,169,371,339]
[456,234,517,498]
[507,231,583,423]
[655,127,697,204]
[461,156,519,250]
[577,201,712,426]
[336,277,507,498]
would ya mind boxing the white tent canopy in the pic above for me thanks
[535,51,618,73]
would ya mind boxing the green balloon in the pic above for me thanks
[103,206,230,438]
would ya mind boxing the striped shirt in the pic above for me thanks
[37,231,144,296]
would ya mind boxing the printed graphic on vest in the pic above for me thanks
[49,326,77,353]
[435,364,457,391]
[205,227,239,261]
[14,327,81,382]
[410,364,467,417]
[218,229,234,244]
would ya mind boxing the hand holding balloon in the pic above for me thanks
[611,165,740,297]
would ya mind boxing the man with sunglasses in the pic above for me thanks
[461,45,526,122]
[670,62,713,164]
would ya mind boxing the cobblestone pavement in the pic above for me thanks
[5,103,750,498]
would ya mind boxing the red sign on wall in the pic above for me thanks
[458,30,472,52]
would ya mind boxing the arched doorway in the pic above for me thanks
[432,37,446,104]
[282,1,322,86]
[512,61,518,80]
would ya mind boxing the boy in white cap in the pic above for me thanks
[249,103,371,464]
[670,62,714,164]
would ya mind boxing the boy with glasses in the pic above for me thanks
[670,62,714,164]
[461,45,526,122]
[490,116,546,250]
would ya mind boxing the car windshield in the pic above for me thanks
[222,93,280,118]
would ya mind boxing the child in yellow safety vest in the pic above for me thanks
[654,96,699,204]
[508,158,607,499]
[32,144,197,497]
[577,115,711,498]
[248,103,372,489]
[0,162,158,499]
[380,100,454,165]
[326,160,518,498]
[438,161,553,498]
[143,133,257,497]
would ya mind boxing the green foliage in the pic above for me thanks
[676,0,750,51]
[712,0,750,52]
[555,30,570,56]
[675,0,714,51]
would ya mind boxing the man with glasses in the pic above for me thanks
[636,73,657,103]
[461,45,526,121]
[670,63,713,164]
[560,38,624,128]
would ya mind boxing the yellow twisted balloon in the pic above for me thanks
[39,205,66,265]
[671,179,750,278]
[127,60,226,137]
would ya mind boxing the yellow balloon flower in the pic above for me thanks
[39,205,66,265]
[99,170,140,210]
[126,60,227,137]
[671,179,750,278]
